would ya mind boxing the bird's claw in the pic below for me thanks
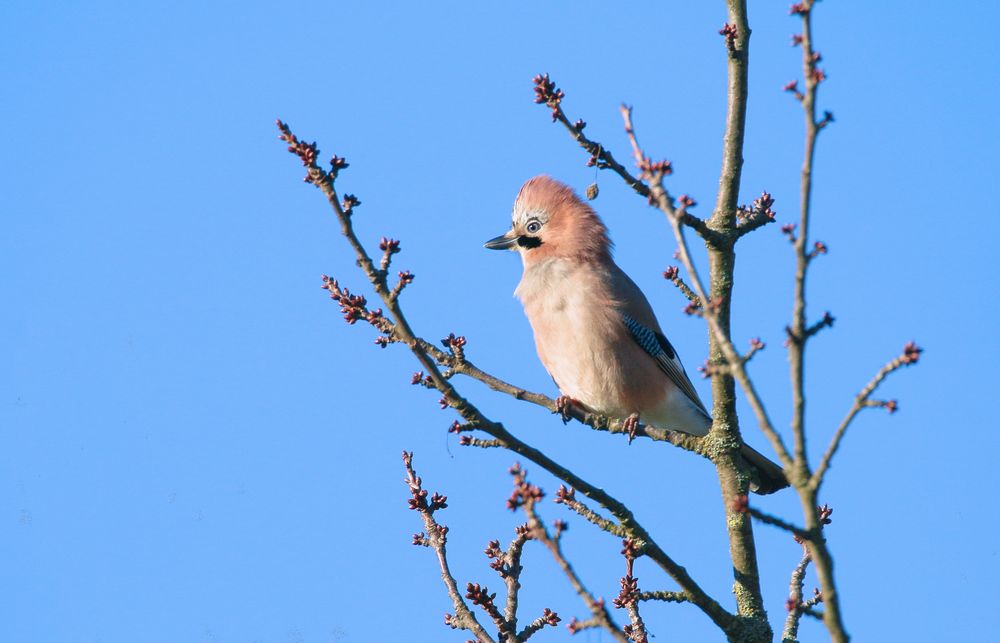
[554,396,579,424]
[623,413,641,444]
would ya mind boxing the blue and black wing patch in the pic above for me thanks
[622,313,708,414]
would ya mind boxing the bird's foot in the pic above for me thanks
[554,396,580,424]
[623,413,641,444]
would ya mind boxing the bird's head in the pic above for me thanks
[484,175,612,265]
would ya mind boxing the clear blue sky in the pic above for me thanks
[2,2,997,641]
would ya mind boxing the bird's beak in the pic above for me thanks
[484,230,517,250]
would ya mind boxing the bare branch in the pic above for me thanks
[466,581,512,638]
[733,495,813,542]
[742,338,766,365]
[781,545,813,643]
[554,485,628,539]
[516,608,560,641]
[735,191,777,237]
[484,527,530,630]
[615,16,781,627]
[613,539,650,643]
[568,616,606,635]
[713,0,751,230]
[782,504,830,641]
[402,452,495,642]
[442,354,706,455]
[812,342,922,488]
[461,437,505,449]
[534,73,721,242]
[787,0,836,472]
[532,73,649,199]
[783,4,854,639]
[663,265,702,307]
[637,590,689,604]
[747,508,811,541]
[802,311,835,340]
[620,104,717,242]
[524,492,627,641]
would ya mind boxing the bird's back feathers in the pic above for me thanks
[621,312,708,416]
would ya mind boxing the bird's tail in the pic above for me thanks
[742,444,789,495]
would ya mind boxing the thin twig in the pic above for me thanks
[781,545,812,643]
[501,531,529,629]
[784,4,853,639]
[788,0,824,483]
[516,608,561,641]
[533,73,649,199]
[620,104,717,242]
[441,352,706,455]
[811,342,922,488]
[554,485,628,539]
[402,452,495,642]
[663,266,702,306]
[615,539,650,643]
[746,505,812,542]
[524,503,627,641]
[637,590,689,604]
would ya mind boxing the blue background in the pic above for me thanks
[2,1,997,641]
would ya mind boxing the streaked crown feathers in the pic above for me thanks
[513,176,612,261]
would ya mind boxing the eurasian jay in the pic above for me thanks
[485,176,787,494]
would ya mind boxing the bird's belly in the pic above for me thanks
[534,310,667,419]
[544,342,628,414]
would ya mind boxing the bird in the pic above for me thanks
[484,175,788,494]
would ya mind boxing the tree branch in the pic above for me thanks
[788,0,825,486]
[662,265,702,307]
[442,353,706,455]
[738,497,813,542]
[403,452,495,642]
[516,608,561,641]
[524,500,627,641]
[501,531,529,629]
[811,342,922,488]
[554,485,628,539]
[786,0,848,643]
[533,73,649,199]
[713,1,751,231]
[780,544,813,643]
[614,539,650,643]
[637,590,689,604]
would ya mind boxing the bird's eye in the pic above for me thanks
[526,221,541,234]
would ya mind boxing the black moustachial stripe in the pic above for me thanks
[622,314,675,360]
[517,235,542,249]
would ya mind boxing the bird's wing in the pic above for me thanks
[621,313,709,415]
